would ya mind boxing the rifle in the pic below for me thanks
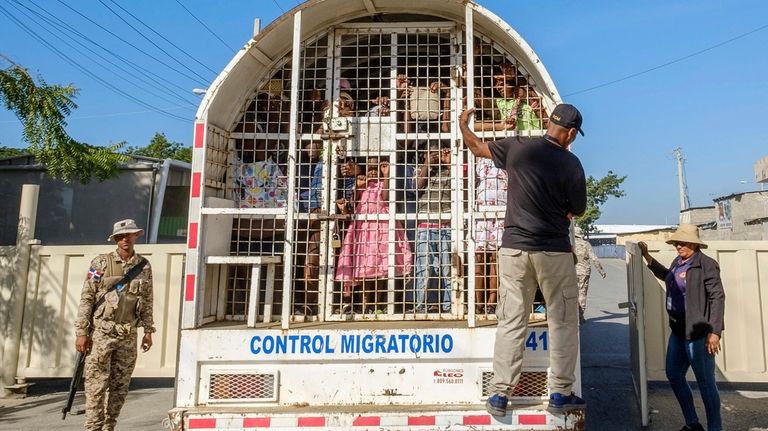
[61,257,147,420]
[61,352,85,419]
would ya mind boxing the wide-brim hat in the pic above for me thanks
[665,223,707,249]
[108,219,144,241]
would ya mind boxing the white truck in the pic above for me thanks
[170,1,584,429]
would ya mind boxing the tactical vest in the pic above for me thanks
[96,254,141,334]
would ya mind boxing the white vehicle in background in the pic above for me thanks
[170,1,583,430]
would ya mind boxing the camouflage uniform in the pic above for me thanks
[573,237,606,321]
[75,251,154,431]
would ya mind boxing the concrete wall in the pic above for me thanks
[0,244,185,380]
[616,229,675,246]
[679,206,716,227]
[629,240,768,383]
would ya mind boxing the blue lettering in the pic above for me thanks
[423,334,434,353]
[324,335,335,353]
[387,335,399,353]
[525,332,538,351]
[288,335,299,352]
[300,335,311,353]
[362,335,374,353]
[275,335,287,354]
[341,335,356,353]
[398,334,409,352]
[375,335,386,353]
[440,334,453,352]
[250,336,261,354]
[312,335,323,353]
[262,336,274,354]
[409,335,421,352]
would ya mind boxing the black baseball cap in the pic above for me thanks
[549,104,584,136]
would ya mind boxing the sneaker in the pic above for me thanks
[547,392,586,414]
[406,306,426,313]
[679,424,704,431]
[485,393,508,417]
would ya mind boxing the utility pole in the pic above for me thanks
[674,147,691,211]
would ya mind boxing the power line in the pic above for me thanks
[104,0,219,75]
[0,4,189,123]
[12,0,198,108]
[272,0,286,13]
[172,0,236,54]
[96,0,211,82]
[26,0,199,102]
[564,23,768,97]
[54,0,207,86]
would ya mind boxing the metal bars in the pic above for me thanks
[201,18,552,327]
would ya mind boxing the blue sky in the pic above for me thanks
[1,0,766,225]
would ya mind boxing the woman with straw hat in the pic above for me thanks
[639,224,725,431]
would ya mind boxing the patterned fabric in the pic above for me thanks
[474,158,508,251]
[475,158,508,207]
[76,250,153,430]
[573,237,606,278]
[234,156,288,208]
[335,179,413,284]
[83,330,137,431]
[75,251,154,337]
[415,165,452,215]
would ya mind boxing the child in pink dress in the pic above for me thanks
[335,157,413,314]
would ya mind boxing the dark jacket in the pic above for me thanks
[647,251,725,340]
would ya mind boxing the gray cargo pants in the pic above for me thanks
[490,248,580,396]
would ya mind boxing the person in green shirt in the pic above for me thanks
[474,63,545,132]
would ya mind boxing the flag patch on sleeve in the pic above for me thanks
[87,267,103,281]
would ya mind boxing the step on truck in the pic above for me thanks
[170,1,584,429]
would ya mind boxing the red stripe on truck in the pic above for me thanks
[352,416,381,426]
[463,415,492,425]
[191,172,201,198]
[187,222,198,248]
[185,274,195,301]
[243,417,271,427]
[188,418,216,428]
[297,416,326,427]
[194,123,204,148]
[519,414,547,425]
[408,416,436,426]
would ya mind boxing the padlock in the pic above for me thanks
[331,233,341,248]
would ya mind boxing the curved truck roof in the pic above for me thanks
[196,0,561,127]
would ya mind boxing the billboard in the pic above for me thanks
[716,199,733,230]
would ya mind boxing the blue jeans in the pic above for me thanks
[666,333,722,431]
[414,227,451,310]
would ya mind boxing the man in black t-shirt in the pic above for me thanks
[460,103,587,417]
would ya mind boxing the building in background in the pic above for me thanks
[0,154,190,245]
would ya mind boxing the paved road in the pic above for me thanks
[2,258,767,430]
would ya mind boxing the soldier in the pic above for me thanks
[74,219,154,431]
[573,230,606,324]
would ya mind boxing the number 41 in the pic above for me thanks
[526,331,548,351]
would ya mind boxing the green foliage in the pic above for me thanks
[576,170,627,237]
[0,61,125,183]
[125,132,192,163]
[0,146,27,158]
